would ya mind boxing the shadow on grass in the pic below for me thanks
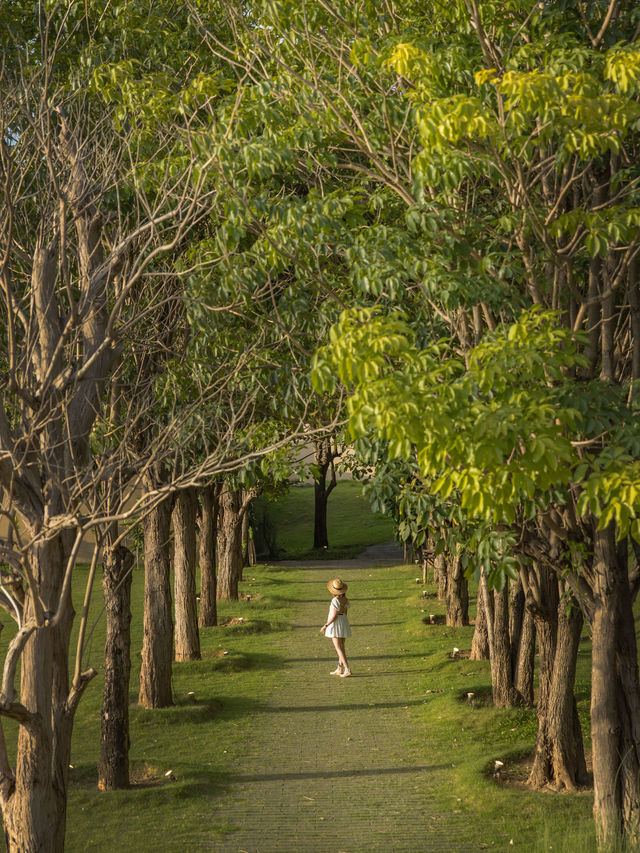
[294,621,405,629]
[260,575,407,584]
[283,652,430,663]
[230,763,446,783]
[457,684,492,698]
[132,694,265,727]
[264,697,430,713]
[269,595,405,605]
[177,650,285,674]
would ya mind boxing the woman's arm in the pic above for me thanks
[321,600,340,632]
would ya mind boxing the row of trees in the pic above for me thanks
[2,0,640,850]
[0,1,339,849]
[301,2,640,849]
[194,0,640,847]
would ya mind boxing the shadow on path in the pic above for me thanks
[263,698,429,714]
[232,764,446,783]
[207,542,470,853]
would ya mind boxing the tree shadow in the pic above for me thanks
[231,762,448,783]
[295,621,405,629]
[283,652,428,663]
[166,761,446,798]
[264,697,430,714]
[131,694,265,726]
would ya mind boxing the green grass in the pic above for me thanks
[59,561,600,853]
[1,561,602,852]
[0,483,625,851]
[391,572,597,852]
[253,479,395,559]
[66,572,294,852]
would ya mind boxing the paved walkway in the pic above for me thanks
[208,546,470,853]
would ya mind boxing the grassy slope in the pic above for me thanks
[254,479,395,559]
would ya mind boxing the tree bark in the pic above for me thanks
[514,606,535,707]
[138,494,174,709]
[173,488,200,662]
[435,551,447,601]
[98,539,134,790]
[445,551,469,627]
[491,584,519,707]
[529,592,587,791]
[217,487,245,600]
[508,576,525,680]
[590,524,640,848]
[470,578,489,660]
[313,437,337,549]
[528,562,559,784]
[1,538,78,853]
[198,484,220,628]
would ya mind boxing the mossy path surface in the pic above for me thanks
[209,545,469,853]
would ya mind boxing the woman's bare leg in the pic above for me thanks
[332,637,348,672]
[336,638,351,676]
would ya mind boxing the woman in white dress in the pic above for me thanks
[320,578,352,677]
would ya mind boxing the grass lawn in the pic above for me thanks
[55,560,598,852]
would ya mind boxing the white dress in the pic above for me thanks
[324,596,352,638]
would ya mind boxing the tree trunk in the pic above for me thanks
[217,488,244,600]
[528,562,559,786]
[1,538,78,853]
[514,606,535,706]
[313,477,330,549]
[242,510,250,567]
[313,437,337,549]
[491,584,519,707]
[173,488,200,662]
[198,484,219,628]
[509,576,524,680]
[470,578,489,660]
[98,539,134,790]
[529,592,587,791]
[435,551,447,601]
[247,532,257,567]
[138,494,174,709]
[548,601,588,790]
[445,551,469,627]
[590,525,640,848]
[614,546,640,841]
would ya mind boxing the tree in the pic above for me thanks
[312,436,339,549]
[218,0,640,844]
[0,4,233,844]
[214,2,638,845]
[198,483,221,627]
[316,307,640,836]
[173,488,200,661]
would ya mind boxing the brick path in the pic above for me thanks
[209,546,470,853]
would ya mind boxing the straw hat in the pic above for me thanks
[327,578,348,596]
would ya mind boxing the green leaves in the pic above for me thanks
[605,44,640,95]
[317,306,632,529]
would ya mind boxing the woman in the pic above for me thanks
[320,578,352,677]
